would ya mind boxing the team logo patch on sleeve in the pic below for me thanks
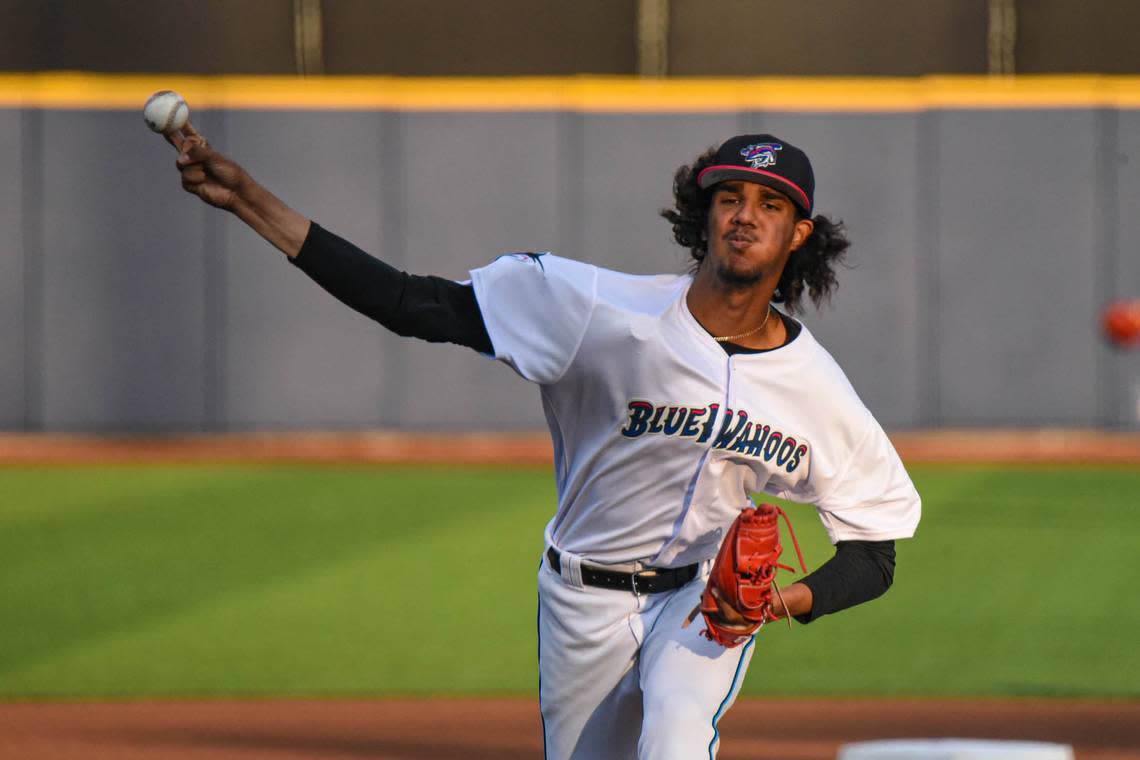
[496,251,548,271]
[619,400,809,473]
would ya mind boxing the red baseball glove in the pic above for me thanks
[685,503,807,647]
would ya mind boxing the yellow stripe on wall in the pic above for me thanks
[2,72,1140,112]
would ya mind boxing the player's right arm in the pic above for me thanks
[169,122,493,353]
[171,122,310,257]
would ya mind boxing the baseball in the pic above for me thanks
[143,90,189,134]
[1102,300,1140,347]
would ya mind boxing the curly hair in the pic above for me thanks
[660,147,851,314]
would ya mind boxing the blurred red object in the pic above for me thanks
[1102,300,1140,347]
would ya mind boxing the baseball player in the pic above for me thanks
[166,124,921,759]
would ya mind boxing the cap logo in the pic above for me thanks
[740,143,782,169]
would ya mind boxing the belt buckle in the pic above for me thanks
[631,569,658,596]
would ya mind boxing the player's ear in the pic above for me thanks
[791,218,814,251]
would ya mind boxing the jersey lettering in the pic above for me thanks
[662,407,686,435]
[712,410,749,448]
[762,431,783,461]
[776,436,796,466]
[620,400,655,437]
[619,400,809,472]
[680,407,705,437]
[788,444,808,473]
[728,422,753,452]
[738,424,770,456]
[696,403,720,443]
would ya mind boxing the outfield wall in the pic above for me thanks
[2,75,1139,431]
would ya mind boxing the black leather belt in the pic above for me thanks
[546,547,698,595]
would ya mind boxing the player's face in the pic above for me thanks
[703,181,812,288]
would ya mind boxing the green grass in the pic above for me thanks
[751,465,1140,697]
[1,464,1137,699]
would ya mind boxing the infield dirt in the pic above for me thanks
[2,697,1138,759]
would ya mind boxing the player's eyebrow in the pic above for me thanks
[714,182,748,199]
[715,182,791,205]
[756,188,791,204]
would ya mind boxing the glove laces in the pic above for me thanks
[764,504,808,629]
[770,503,808,575]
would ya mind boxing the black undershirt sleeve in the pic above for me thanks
[289,222,493,354]
[793,539,896,624]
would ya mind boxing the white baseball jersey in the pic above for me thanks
[470,253,920,568]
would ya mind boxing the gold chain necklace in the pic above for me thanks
[713,306,772,343]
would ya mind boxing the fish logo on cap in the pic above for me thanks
[740,143,782,169]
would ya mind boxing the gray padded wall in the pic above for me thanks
[933,110,1102,426]
[0,110,26,427]
[216,111,399,429]
[38,111,210,431]
[1111,111,1140,425]
[3,105,1139,431]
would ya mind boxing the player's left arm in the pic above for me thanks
[778,539,895,623]
[766,410,917,622]
[711,539,894,624]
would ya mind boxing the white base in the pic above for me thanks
[838,739,1074,760]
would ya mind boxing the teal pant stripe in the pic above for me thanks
[707,636,755,759]
[537,563,549,760]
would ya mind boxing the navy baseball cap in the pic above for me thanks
[696,134,814,216]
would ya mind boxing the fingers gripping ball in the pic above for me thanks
[1102,300,1140,348]
[143,90,189,134]
[693,503,807,648]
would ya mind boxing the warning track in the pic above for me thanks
[1,429,1138,465]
